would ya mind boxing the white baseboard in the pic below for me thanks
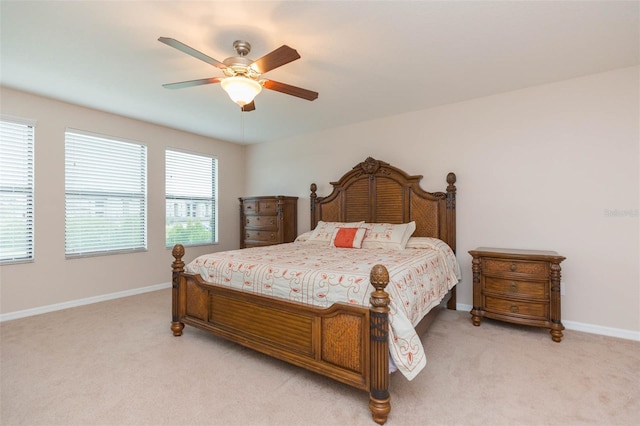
[0,282,172,322]
[455,303,640,342]
[561,320,640,341]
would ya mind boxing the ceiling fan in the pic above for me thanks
[158,37,318,112]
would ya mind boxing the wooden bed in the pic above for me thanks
[170,157,457,424]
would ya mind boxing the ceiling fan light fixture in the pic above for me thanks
[221,76,262,107]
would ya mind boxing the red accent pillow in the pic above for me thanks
[331,227,367,248]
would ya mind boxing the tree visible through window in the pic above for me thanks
[165,149,217,247]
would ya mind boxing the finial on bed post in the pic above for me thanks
[369,264,391,425]
[446,172,456,203]
[171,244,185,337]
[310,183,318,230]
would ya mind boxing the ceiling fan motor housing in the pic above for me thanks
[222,56,259,79]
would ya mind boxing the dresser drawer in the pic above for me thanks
[485,296,547,319]
[242,200,258,215]
[243,200,278,215]
[257,200,277,215]
[484,277,547,298]
[483,258,548,277]
[245,215,277,230]
[244,230,278,243]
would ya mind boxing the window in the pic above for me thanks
[65,130,147,257]
[166,149,217,247]
[0,116,35,264]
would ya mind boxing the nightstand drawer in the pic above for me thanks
[485,296,547,318]
[484,277,547,298]
[244,230,277,243]
[245,215,277,230]
[483,258,548,277]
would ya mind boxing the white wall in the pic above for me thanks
[245,66,640,336]
[2,67,638,336]
[0,87,245,315]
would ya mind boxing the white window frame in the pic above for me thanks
[165,149,217,248]
[0,115,36,264]
[65,129,147,258]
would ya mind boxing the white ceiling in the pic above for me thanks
[1,1,638,145]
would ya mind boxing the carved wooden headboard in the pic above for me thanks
[310,157,457,251]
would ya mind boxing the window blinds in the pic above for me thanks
[65,130,147,257]
[0,116,35,264]
[165,149,217,247]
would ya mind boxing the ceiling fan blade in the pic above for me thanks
[162,77,223,90]
[263,79,318,101]
[250,45,300,74]
[241,101,256,112]
[158,37,227,70]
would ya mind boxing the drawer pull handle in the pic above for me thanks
[510,263,517,272]
[510,282,518,291]
[246,234,249,238]
[246,219,250,224]
[269,219,274,225]
[510,305,519,313]
[270,234,275,239]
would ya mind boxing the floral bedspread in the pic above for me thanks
[185,239,460,380]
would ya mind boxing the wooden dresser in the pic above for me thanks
[469,247,566,342]
[239,196,298,248]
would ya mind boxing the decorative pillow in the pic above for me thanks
[330,227,367,248]
[361,221,416,250]
[308,221,364,243]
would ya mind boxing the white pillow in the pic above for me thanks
[294,231,314,243]
[405,236,446,249]
[307,221,364,243]
[361,222,416,250]
[405,237,461,280]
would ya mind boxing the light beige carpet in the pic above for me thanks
[1,289,639,425]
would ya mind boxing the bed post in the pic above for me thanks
[446,172,457,252]
[171,244,185,336]
[369,264,391,425]
[445,172,457,310]
[310,183,318,230]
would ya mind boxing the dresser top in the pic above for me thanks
[469,247,565,262]
[239,195,298,201]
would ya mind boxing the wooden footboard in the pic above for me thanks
[171,244,391,424]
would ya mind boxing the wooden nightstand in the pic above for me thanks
[469,247,566,342]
